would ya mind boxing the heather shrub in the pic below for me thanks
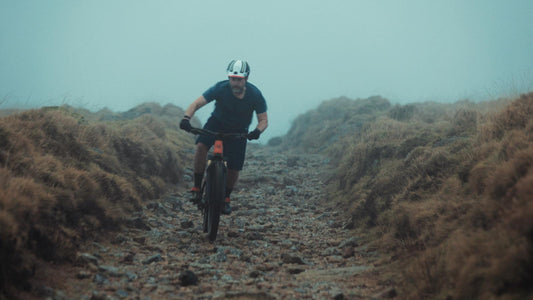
[290,92,533,299]
[0,103,194,295]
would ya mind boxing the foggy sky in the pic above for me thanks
[1,0,532,141]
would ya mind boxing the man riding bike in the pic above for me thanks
[179,59,268,215]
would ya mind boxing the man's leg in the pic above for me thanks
[223,169,239,214]
[226,169,239,198]
[193,143,208,187]
[190,143,209,204]
[226,169,239,191]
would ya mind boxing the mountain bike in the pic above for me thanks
[189,127,247,242]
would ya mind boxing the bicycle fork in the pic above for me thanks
[199,140,227,210]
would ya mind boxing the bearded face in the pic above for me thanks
[229,77,246,96]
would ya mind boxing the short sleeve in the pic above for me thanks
[202,81,224,103]
[255,92,267,114]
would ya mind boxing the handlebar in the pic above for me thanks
[189,127,247,140]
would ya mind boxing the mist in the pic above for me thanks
[1,0,532,141]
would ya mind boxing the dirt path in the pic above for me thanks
[31,146,397,299]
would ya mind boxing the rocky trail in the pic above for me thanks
[28,146,397,300]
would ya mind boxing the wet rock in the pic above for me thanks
[149,202,171,216]
[334,293,345,300]
[217,246,243,258]
[125,272,138,281]
[322,247,341,256]
[327,220,343,228]
[111,233,128,244]
[246,231,264,240]
[210,251,228,262]
[142,254,164,265]
[227,230,240,238]
[33,285,54,298]
[90,290,107,300]
[116,289,129,299]
[374,287,398,299]
[342,247,355,258]
[181,219,194,228]
[179,270,198,286]
[77,253,99,266]
[249,270,264,278]
[285,186,299,195]
[287,266,306,274]
[128,217,151,231]
[93,273,109,285]
[98,265,122,277]
[256,263,275,272]
[247,224,267,232]
[281,253,307,265]
[132,236,146,244]
[286,156,300,167]
[121,251,135,263]
[339,236,359,248]
[76,270,92,279]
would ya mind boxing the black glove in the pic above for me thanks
[247,128,261,140]
[180,117,192,132]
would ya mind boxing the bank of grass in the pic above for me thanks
[285,93,533,299]
[0,103,194,296]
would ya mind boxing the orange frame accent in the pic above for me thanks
[213,140,223,155]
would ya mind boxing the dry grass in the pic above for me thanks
[0,103,194,296]
[290,93,533,299]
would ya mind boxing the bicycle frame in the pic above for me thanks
[189,127,246,241]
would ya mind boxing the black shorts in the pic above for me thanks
[196,117,248,170]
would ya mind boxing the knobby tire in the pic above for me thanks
[205,161,225,242]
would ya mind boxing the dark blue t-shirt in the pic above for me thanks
[202,80,267,131]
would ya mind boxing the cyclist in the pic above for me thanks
[179,59,268,215]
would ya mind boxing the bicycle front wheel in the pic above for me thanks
[206,161,225,242]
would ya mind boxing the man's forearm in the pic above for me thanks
[257,119,268,132]
[184,96,207,118]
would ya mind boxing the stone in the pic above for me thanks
[179,270,198,286]
[281,253,307,265]
[374,287,398,299]
[93,273,109,285]
[116,289,129,299]
[339,237,360,248]
[342,247,355,258]
[287,267,306,274]
[98,265,122,277]
[77,253,99,266]
[333,293,345,300]
[132,236,146,244]
[246,232,264,240]
[181,219,194,228]
[121,251,135,263]
[142,254,164,265]
[76,271,92,279]
[128,217,151,231]
[111,233,128,244]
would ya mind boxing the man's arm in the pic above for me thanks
[184,96,208,118]
[255,112,268,132]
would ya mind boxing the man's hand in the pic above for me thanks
[247,128,261,140]
[180,116,192,132]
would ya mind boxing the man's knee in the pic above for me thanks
[196,143,208,155]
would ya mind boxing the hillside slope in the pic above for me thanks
[282,93,533,299]
[0,103,195,296]
[1,93,531,299]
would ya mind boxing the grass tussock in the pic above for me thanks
[0,103,194,295]
[286,92,533,299]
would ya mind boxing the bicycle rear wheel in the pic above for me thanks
[204,161,225,242]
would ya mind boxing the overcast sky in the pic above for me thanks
[1,1,532,141]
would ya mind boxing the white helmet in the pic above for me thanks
[226,60,250,78]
